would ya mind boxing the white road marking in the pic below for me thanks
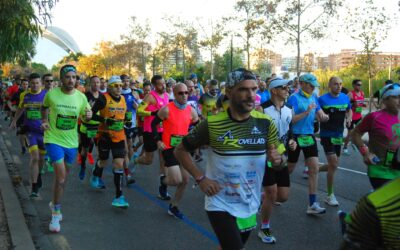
[338,167,367,175]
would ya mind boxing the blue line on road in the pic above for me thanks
[128,184,219,244]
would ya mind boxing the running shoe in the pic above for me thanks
[87,153,95,165]
[258,228,276,244]
[112,195,129,208]
[49,213,61,233]
[49,202,62,221]
[194,154,203,162]
[78,167,86,180]
[302,167,309,179]
[325,194,339,206]
[307,202,326,215]
[343,148,350,156]
[90,176,106,189]
[158,176,171,200]
[29,192,40,199]
[168,204,184,219]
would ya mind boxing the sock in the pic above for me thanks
[54,204,61,213]
[81,154,86,168]
[93,161,102,177]
[37,174,42,188]
[309,194,316,206]
[113,169,124,198]
[327,185,334,196]
[160,175,166,186]
[261,220,270,229]
[32,183,38,193]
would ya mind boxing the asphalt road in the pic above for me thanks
[0,117,372,250]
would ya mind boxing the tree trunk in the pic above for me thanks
[211,47,214,79]
[296,0,301,77]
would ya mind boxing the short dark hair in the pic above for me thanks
[29,73,40,81]
[209,79,218,86]
[143,82,151,88]
[151,75,163,85]
[120,74,129,81]
[90,75,99,81]
[385,79,393,85]
[352,79,361,85]
[42,73,52,80]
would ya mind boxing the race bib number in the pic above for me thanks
[26,109,41,120]
[56,114,77,130]
[297,136,315,147]
[355,107,362,113]
[170,135,183,147]
[86,128,98,138]
[236,214,257,232]
[331,137,343,145]
[108,121,124,131]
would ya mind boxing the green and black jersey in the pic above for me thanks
[182,109,279,218]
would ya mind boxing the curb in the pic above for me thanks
[0,148,35,249]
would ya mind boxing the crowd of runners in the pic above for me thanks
[0,65,399,249]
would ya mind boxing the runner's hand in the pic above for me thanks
[267,144,282,166]
[320,112,329,122]
[307,103,316,113]
[41,122,50,130]
[85,107,92,120]
[199,178,221,196]
[157,141,166,150]
[288,139,297,151]
[346,119,352,128]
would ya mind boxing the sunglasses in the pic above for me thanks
[109,83,123,88]
[277,85,290,90]
[177,91,189,96]
[355,83,362,86]
[194,86,199,89]
[45,80,54,83]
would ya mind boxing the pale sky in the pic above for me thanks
[33,0,400,68]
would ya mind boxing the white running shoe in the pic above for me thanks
[325,194,339,206]
[258,228,276,244]
[307,202,326,215]
[343,148,350,156]
[49,214,61,233]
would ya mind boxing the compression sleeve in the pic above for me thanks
[137,101,152,117]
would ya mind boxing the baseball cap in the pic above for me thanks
[299,73,319,87]
[380,83,400,100]
[108,76,122,85]
[269,78,290,90]
[189,73,197,80]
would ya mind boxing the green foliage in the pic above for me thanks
[207,48,245,82]
[0,0,57,64]
[30,62,48,75]
[165,65,184,82]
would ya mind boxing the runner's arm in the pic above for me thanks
[90,95,107,122]
[151,106,169,141]
[137,94,157,117]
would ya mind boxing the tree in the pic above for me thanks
[0,0,57,64]
[344,0,391,111]
[263,0,342,76]
[211,48,245,81]
[30,62,48,75]
[197,19,225,79]
[227,0,266,70]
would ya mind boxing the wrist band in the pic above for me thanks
[195,175,205,184]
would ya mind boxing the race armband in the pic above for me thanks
[137,102,151,117]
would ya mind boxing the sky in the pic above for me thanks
[32,0,400,68]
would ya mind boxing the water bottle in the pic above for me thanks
[337,210,347,235]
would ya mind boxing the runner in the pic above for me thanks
[257,80,270,104]
[287,73,329,214]
[42,74,54,91]
[343,79,366,155]
[352,83,400,189]
[10,73,47,198]
[78,76,102,180]
[120,74,139,184]
[99,77,107,94]
[151,83,198,218]
[90,76,130,208]
[175,68,285,250]
[41,65,91,233]
[185,80,202,162]
[199,79,219,118]
[135,75,171,200]
[259,78,297,244]
[189,73,204,96]
[317,77,352,206]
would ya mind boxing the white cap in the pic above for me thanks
[269,78,290,90]
[108,76,122,85]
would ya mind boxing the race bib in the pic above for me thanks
[236,214,257,232]
[385,149,395,167]
[56,114,77,130]
[355,107,362,113]
[297,136,315,147]
[86,128,98,138]
[170,135,183,147]
[331,137,343,145]
[108,121,124,131]
[26,109,41,120]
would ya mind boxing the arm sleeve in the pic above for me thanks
[267,119,280,148]
[91,95,106,122]
[18,92,27,108]
[151,114,162,141]
[340,197,380,249]
[182,120,209,151]
[137,101,152,116]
